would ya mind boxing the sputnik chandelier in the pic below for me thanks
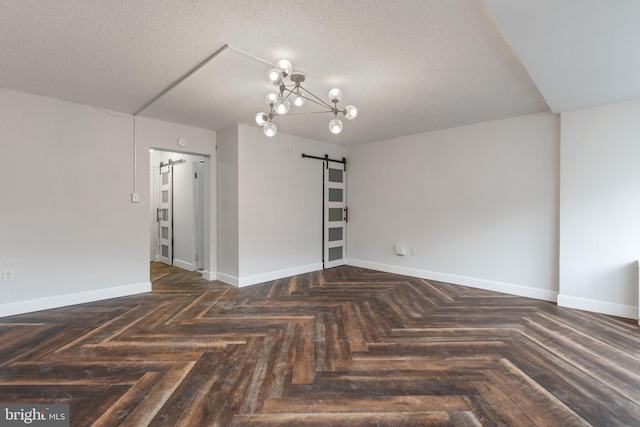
[255,59,358,137]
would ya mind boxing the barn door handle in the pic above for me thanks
[344,207,348,222]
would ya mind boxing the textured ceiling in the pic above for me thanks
[0,1,559,145]
[486,0,640,114]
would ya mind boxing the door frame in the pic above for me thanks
[149,149,212,274]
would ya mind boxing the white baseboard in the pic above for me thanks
[0,282,152,318]
[173,259,195,271]
[217,263,324,288]
[347,259,558,302]
[557,294,637,320]
[238,263,323,287]
[217,272,239,287]
[200,270,216,281]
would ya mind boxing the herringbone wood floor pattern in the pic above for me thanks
[1,264,639,426]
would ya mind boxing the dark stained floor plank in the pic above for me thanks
[0,263,639,426]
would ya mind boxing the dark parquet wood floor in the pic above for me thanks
[1,264,639,426]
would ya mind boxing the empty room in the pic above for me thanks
[1,1,639,426]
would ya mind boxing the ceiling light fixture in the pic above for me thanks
[256,59,358,137]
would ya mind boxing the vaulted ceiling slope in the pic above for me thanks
[486,0,640,114]
[0,1,636,145]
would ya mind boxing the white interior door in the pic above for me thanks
[324,160,347,269]
[150,165,160,262]
[158,163,173,265]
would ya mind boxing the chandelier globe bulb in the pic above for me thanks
[328,88,343,103]
[263,122,277,137]
[329,118,343,134]
[276,59,293,77]
[267,69,283,87]
[265,93,278,106]
[343,105,358,120]
[274,97,291,115]
[255,112,269,126]
[291,90,305,107]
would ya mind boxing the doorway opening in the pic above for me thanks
[150,149,208,272]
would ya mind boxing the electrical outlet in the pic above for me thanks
[131,193,139,203]
[409,248,417,256]
[3,270,15,282]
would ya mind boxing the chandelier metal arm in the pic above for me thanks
[282,86,334,112]
[281,84,333,108]
[297,86,335,110]
[284,110,336,116]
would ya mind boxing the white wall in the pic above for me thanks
[346,112,560,301]
[216,125,240,282]
[559,99,640,318]
[217,124,346,286]
[0,89,216,317]
[0,89,147,316]
[5,85,636,321]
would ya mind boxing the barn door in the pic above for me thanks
[158,163,173,265]
[323,160,347,268]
